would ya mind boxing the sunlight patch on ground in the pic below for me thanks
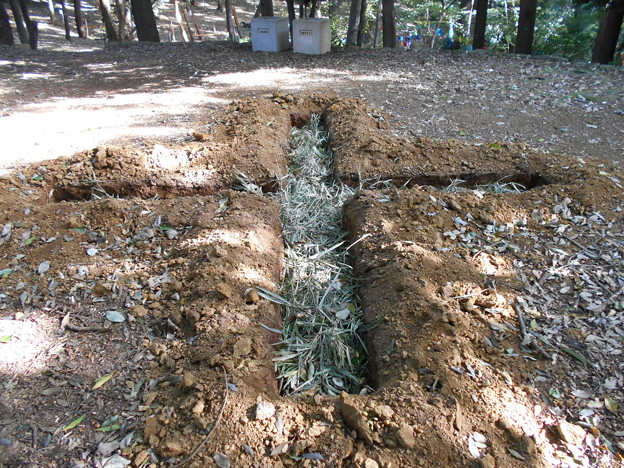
[0,88,228,173]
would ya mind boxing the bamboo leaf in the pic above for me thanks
[93,371,115,390]
[64,414,85,431]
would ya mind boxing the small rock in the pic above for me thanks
[480,454,496,468]
[181,372,197,390]
[496,416,522,441]
[396,423,416,449]
[244,288,260,303]
[373,404,394,419]
[67,216,82,228]
[216,282,233,300]
[339,392,374,445]
[255,401,276,420]
[192,400,205,415]
[448,199,462,211]
[233,337,253,358]
[556,420,586,446]
[479,212,496,225]
[130,305,148,318]
[159,434,184,457]
[193,131,209,142]
[363,458,379,468]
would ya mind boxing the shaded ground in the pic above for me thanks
[0,3,624,468]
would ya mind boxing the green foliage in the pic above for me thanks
[533,0,600,59]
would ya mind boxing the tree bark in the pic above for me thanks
[215,0,223,12]
[27,18,37,48]
[47,0,55,24]
[8,0,28,44]
[373,0,381,47]
[224,0,235,40]
[74,0,87,37]
[115,0,126,41]
[130,0,160,41]
[472,0,487,49]
[591,0,624,64]
[60,0,72,39]
[381,0,395,47]
[285,0,295,41]
[515,0,536,54]
[356,0,367,44]
[99,0,119,41]
[346,0,361,45]
[257,0,273,16]
[0,0,15,45]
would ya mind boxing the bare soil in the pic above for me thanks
[1,4,624,468]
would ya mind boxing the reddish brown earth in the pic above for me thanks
[0,95,623,468]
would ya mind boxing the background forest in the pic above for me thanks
[1,0,623,63]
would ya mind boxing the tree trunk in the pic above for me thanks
[47,0,55,24]
[74,0,87,37]
[515,0,536,54]
[115,0,126,41]
[346,0,361,45]
[373,0,381,47]
[215,0,223,12]
[430,11,444,48]
[27,18,37,48]
[60,0,71,39]
[257,0,273,16]
[99,0,119,41]
[381,0,395,47]
[17,0,31,29]
[130,0,160,41]
[591,0,624,64]
[472,0,487,49]
[0,0,14,45]
[8,0,28,43]
[356,0,367,44]
[224,0,235,40]
[285,0,295,41]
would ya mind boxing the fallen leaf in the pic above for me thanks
[213,453,230,468]
[0,336,12,343]
[93,372,115,390]
[37,261,50,275]
[605,396,618,414]
[64,414,85,431]
[105,310,126,323]
[0,269,13,278]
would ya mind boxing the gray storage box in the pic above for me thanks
[293,18,331,55]
[251,17,290,52]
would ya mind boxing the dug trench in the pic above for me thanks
[0,94,621,468]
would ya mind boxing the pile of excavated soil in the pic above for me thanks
[0,95,622,468]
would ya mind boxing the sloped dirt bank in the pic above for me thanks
[0,95,622,468]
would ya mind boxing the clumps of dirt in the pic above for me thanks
[343,179,623,467]
[325,96,622,196]
[1,94,623,468]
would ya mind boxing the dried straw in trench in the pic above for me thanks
[259,116,367,396]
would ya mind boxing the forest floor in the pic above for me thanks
[0,1,624,468]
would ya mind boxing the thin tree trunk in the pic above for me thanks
[232,6,241,37]
[309,0,318,17]
[472,0,487,49]
[47,0,55,24]
[8,0,28,44]
[356,0,367,44]
[285,0,295,41]
[130,0,160,41]
[74,0,87,37]
[99,0,119,41]
[591,0,624,64]
[182,9,194,40]
[115,0,125,41]
[381,0,395,47]
[373,0,381,47]
[60,0,71,39]
[17,0,36,47]
[215,0,223,12]
[430,11,444,48]
[174,0,188,41]
[224,0,235,40]
[515,0,536,54]
[188,7,202,40]
[467,0,474,35]
[257,0,273,16]
[0,0,15,45]
[346,0,361,45]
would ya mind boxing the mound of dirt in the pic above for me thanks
[0,95,622,468]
